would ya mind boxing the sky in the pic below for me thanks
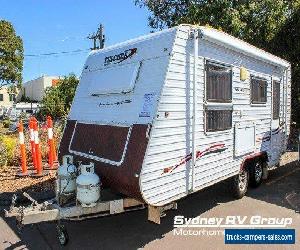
[0,0,152,82]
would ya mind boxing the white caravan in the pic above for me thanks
[59,24,291,207]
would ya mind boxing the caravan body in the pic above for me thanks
[59,25,291,206]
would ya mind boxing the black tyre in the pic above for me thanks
[57,225,69,246]
[249,160,263,188]
[231,168,249,199]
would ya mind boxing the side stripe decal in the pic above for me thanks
[162,143,227,174]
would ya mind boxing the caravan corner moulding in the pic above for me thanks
[59,24,291,207]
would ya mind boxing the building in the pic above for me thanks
[0,86,17,108]
[23,75,60,101]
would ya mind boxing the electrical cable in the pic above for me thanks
[24,48,90,57]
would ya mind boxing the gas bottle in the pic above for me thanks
[76,162,100,207]
[56,155,77,195]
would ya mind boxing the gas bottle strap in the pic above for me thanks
[76,183,100,190]
[58,175,76,180]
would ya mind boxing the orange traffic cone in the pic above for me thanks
[16,120,28,177]
[46,116,58,170]
[31,118,44,177]
[29,117,37,170]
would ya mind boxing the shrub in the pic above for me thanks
[0,134,18,166]
[2,119,10,128]
[40,74,79,119]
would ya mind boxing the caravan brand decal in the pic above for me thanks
[104,48,137,66]
[162,144,227,174]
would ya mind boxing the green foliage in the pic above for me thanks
[268,8,300,127]
[0,20,24,88]
[20,94,33,103]
[40,74,79,119]
[2,119,10,128]
[136,0,297,48]
[0,134,17,166]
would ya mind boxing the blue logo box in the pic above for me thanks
[225,229,295,244]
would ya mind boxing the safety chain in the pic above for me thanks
[16,206,25,233]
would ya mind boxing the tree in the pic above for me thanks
[0,20,23,88]
[40,74,79,119]
[268,8,300,127]
[136,0,299,49]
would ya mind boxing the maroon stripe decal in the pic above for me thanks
[256,127,283,142]
[162,143,227,174]
[256,136,271,142]
[272,128,281,135]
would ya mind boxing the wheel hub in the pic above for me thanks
[254,162,263,182]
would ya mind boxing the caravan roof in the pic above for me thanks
[89,24,289,68]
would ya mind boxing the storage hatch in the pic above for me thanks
[234,122,255,157]
[69,122,132,166]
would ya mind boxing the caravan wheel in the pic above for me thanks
[231,169,249,199]
[249,160,263,188]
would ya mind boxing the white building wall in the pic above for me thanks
[23,76,59,101]
[0,87,17,108]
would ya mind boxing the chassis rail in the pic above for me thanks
[5,192,177,225]
[5,192,145,225]
[4,192,177,246]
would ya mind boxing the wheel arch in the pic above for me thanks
[240,151,268,171]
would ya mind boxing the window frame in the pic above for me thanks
[250,76,268,104]
[205,61,233,103]
[204,59,233,133]
[272,80,280,120]
[205,107,233,132]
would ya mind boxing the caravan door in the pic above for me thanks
[270,78,285,164]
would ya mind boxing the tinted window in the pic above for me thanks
[273,81,280,119]
[251,77,267,104]
[206,109,232,132]
[206,63,232,102]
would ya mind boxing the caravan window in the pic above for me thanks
[273,81,280,119]
[206,62,232,102]
[206,109,232,132]
[82,62,141,96]
[251,77,267,104]
[205,61,232,132]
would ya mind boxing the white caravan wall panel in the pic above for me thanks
[69,29,177,126]
[140,25,291,206]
